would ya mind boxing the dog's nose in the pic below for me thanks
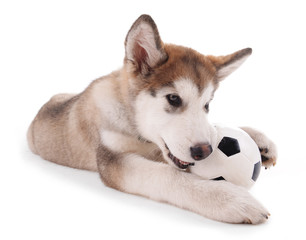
[190,143,213,161]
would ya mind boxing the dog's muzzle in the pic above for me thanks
[190,143,213,161]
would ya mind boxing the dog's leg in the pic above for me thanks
[240,127,278,168]
[97,146,269,224]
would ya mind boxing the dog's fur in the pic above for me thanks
[27,15,277,224]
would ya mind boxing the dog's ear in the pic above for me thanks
[208,48,252,81]
[125,15,168,75]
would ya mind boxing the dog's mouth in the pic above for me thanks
[165,144,194,170]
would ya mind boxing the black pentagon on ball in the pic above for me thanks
[252,161,261,181]
[211,176,226,181]
[218,137,241,157]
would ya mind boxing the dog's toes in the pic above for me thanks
[259,145,277,169]
[240,127,278,169]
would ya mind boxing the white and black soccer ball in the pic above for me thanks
[190,124,261,189]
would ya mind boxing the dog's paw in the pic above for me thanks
[208,181,270,224]
[259,146,277,169]
[229,192,270,224]
[240,127,278,169]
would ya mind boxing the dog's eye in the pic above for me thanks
[166,94,182,107]
[204,103,210,112]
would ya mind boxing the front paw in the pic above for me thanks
[259,146,277,169]
[241,127,278,169]
[207,181,270,224]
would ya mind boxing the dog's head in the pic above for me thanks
[124,15,252,169]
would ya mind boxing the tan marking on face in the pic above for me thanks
[125,44,218,97]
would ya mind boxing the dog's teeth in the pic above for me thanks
[168,151,192,169]
[178,159,189,166]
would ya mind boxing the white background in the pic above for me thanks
[1,0,305,239]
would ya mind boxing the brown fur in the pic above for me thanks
[208,48,252,69]
[28,40,249,171]
[26,16,275,224]
[27,15,252,174]
[26,15,278,224]
[27,89,102,171]
[96,144,124,190]
[130,44,219,94]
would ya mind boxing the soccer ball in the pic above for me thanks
[190,124,261,189]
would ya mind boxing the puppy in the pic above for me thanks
[27,15,277,224]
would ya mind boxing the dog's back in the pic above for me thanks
[27,92,99,171]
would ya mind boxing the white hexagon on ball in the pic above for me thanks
[190,124,261,189]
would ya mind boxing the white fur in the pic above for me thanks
[29,15,275,224]
[92,78,134,135]
[120,153,269,224]
[101,130,141,153]
[135,78,217,166]
[93,75,272,223]
[89,75,272,224]
[100,130,159,159]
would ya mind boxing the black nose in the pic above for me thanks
[190,144,213,160]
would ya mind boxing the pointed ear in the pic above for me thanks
[208,48,252,81]
[124,15,168,75]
